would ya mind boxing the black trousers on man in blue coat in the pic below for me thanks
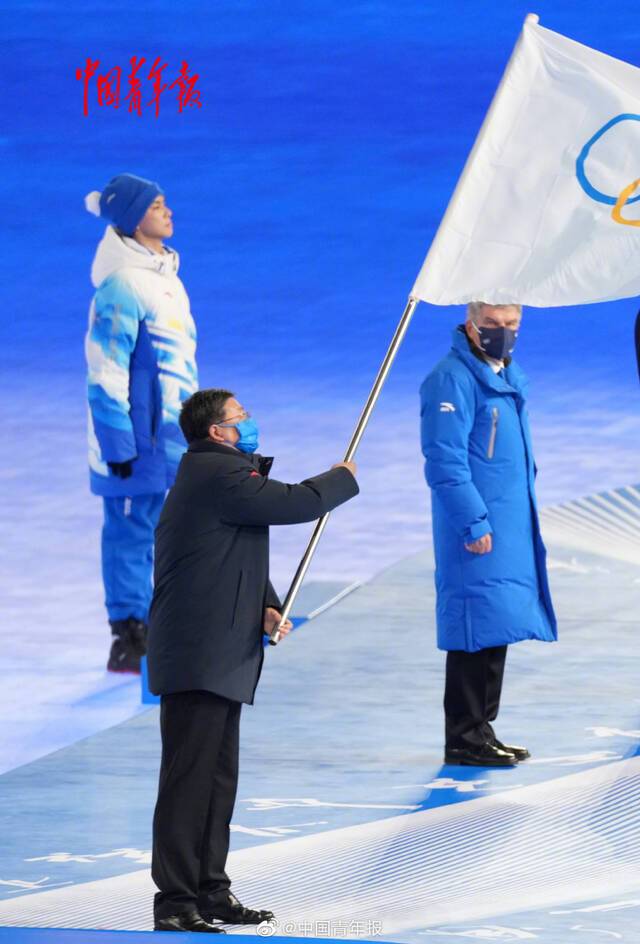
[444,645,508,749]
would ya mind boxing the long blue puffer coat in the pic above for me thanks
[420,326,557,652]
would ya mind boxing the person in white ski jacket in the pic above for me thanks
[84,173,198,672]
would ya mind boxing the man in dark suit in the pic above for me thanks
[147,388,359,934]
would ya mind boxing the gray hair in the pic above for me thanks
[467,301,522,320]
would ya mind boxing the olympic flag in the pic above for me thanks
[412,14,640,307]
[270,14,640,644]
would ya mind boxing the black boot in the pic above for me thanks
[107,617,148,673]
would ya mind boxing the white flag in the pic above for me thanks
[412,14,640,308]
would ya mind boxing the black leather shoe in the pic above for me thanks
[154,911,226,933]
[445,742,519,767]
[493,738,530,761]
[202,891,274,925]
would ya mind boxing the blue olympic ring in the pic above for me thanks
[575,113,640,206]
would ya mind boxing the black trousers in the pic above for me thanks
[152,690,242,920]
[444,645,508,749]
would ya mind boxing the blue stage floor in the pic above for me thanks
[1,493,640,941]
[0,931,383,944]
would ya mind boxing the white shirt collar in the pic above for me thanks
[485,355,505,373]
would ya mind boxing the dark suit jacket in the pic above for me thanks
[147,439,359,703]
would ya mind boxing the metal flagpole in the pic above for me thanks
[270,13,543,640]
[269,294,420,645]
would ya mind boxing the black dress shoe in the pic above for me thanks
[154,910,226,933]
[493,738,530,761]
[201,891,274,925]
[445,742,519,767]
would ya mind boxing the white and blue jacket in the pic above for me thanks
[85,225,198,497]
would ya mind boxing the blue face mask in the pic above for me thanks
[233,417,259,454]
[472,321,519,360]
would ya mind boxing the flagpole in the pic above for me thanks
[271,13,541,644]
[269,295,420,645]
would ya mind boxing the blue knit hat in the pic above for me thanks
[84,173,164,235]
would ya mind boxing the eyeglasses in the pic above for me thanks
[214,411,251,428]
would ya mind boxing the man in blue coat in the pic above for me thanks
[84,173,198,673]
[420,302,557,767]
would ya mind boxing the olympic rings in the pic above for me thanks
[612,177,640,227]
[575,113,640,207]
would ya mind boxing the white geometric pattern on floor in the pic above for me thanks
[1,757,639,937]
[540,483,640,565]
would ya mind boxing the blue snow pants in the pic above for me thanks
[101,493,166,623]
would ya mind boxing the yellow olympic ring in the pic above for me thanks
[612,177,640,226]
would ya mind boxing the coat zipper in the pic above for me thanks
[487,407,499,459]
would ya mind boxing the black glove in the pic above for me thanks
[107,457,137,479]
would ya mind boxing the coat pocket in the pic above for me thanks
[487,407,499,459]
